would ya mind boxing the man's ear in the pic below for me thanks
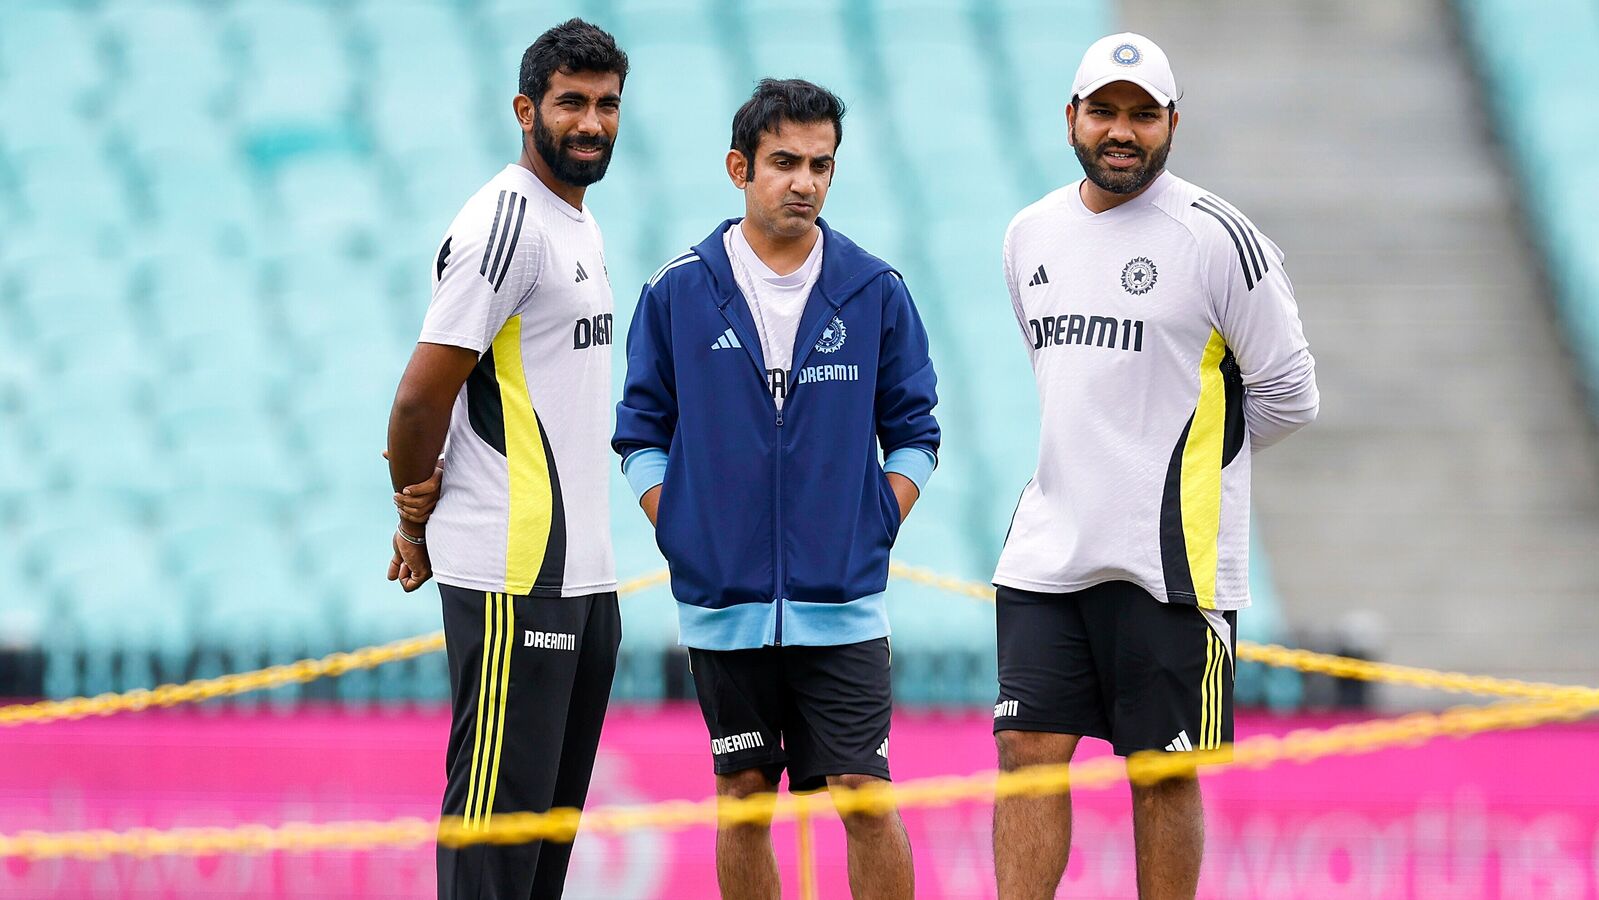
[514,94,536,134]
[726,149,750,189]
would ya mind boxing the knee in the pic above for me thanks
[996,730,1077,771]
[717,768,777,800]
[1131,772,1200,807]
[827,775,897,832]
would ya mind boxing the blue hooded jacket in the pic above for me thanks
[613,218,941,649]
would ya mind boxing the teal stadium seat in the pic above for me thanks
[3,0,1312,706]
[1457,0,1599,408]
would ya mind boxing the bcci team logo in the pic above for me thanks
[1121,257,1157,295]
[815,315,847,354]
[1112,43,1142,66]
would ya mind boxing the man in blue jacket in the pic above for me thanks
[613,79,939,899]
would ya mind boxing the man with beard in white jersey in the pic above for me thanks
[990,33,1318,900]
[384,19,628,900]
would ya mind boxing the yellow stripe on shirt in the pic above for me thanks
[1179,330,1230,609]
[490,316,554,594]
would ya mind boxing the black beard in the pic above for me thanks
[532,109,613,187]
[1072,134,1172,195]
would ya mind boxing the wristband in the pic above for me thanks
[396,527,426,546]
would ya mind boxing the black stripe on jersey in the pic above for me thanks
[485,192,520,289]
[1200,197,1266,283]
[1191,199,1256,290]
[1159,415,1199,605]
[492,195,528,293]
[1210,196,1271,279]
[531,414,568,595]
[480,190,508,277]
[466,347,507,456]
[1193,197,1268,289]
[1221,347,1246,468]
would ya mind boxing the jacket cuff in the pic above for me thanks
[883,447,936,492]
[622,448,669,500]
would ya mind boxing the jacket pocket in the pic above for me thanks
[653,478,681,558]
[877,467,904,546]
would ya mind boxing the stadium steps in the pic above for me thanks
[1121,0,1599,702]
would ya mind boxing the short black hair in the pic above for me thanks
[519,19,629,104]
[730,78,846,167]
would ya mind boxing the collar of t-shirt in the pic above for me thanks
[504,163,588,223]
[1065,168,1171,222]
[724,224,824,403]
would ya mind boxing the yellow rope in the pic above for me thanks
[887,562,1599,703]
[9,565,1594,727]
[0,570,670,727]
[3,693,1592,860]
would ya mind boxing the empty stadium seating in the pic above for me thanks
[1,0,1300,706]
[1456,0,1599,412]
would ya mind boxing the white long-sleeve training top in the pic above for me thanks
[992,171,1318,611]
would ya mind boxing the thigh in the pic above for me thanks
[1089,586,1236,757]
[531,592,622,898]
[548,591,621,806]
[688,646,789,785]
[993,584,1111,741]
[438,586,588,898]
[782,638,893,793]
[442,586,580,819]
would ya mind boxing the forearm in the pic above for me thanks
[387,397,452,494]
[640,485,661,526]
[1244,358,1319,450]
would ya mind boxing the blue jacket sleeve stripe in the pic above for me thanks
[622,448,669,500]
[883,447,936,492]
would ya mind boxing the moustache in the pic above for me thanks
[563,135,612,153]
[1097,142,1144,159]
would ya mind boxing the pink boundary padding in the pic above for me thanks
[1,705,1595,899]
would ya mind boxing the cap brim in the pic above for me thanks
[1073,75,1172,107]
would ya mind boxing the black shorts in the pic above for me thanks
[993,582,1236,758]
[436,584,621,900]
[689,638,893,792]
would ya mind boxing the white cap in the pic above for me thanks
[1071,32,1177,107]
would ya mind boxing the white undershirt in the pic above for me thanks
[725,223,824,410]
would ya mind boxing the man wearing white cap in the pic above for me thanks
[990,32,1318,899]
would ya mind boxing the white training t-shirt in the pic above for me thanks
[993,171,1317,611]
[418,164,617,597]
[725,222,824,410]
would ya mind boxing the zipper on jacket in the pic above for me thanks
[773,406,784,645]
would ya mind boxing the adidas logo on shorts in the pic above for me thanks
[1164,730,1194,752]
[876,738,889,759]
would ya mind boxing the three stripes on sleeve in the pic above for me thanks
[1191,195,1269,290]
